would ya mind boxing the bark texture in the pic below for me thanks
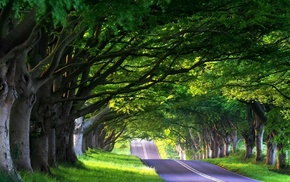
[30,134,50,173]
[10,68,36,171]
[276,143,287,170]
[0,64,22,181]
[266,133,276,165]
[74,117,83,156]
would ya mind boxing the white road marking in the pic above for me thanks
[174,160,225,182]
[142,140,148,159]
[131,144,142,147]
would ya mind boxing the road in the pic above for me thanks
[130,140,259,182]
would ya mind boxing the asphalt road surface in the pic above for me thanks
[130,140,259,182]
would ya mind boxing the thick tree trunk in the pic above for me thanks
[56,122,77,164]
[10,96,35,171]
[30,82,53,172]
[0,103,22,181]
[230,130,239,153]
[206,143,212,158]
[76,105,110,154]
[0,104,14,172]
[48,128,56,167]
[206,130,215,158]
[225,135,231,156]
[266,133,276,165]
[251,102,267,162]
[0,65,22,181]
[74,117,83,156]
[219,140,225,158]
[30,134,50,173]
[276,143,287,170]
[243,103,255,160]
[220,136,230,158]
[67,122,77,163]
[244,137,254,159]
[175,144,186,160]
[95,125,105,149]
[86,132,94,149]
[82,135,88,153]
[254,115,265,162]
[214,139,220,158]
[211,134,218,158]
[9,51,36,171]
[202,147,206,159]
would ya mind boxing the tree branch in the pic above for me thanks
[0,0,15,38]
[0,9,36,58]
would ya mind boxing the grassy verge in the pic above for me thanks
[204,152,290,182]
[21,148,163,182]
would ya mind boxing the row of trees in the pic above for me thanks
[129,46,290,169]
[0,0,289,181]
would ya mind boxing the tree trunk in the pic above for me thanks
[254,114,265,162]
[56,122,77,164]
[266,133,276,165]
[86,132,94,149]
[30,134,50,173]
[230,130,239,153]
[211,132,219,158]
[48,128,56,167]
[220,136,230,157]
[189,130,201,160]
[82,135,88,153]
[0,64,22,181]
[75,105,110,155]
[201,142,207,159]
[244,137,254,159]
[243,103,255,160]
[30,82,54,172]
[251,102,267,162]
[0,103,14,172]
[219,140,225,158]
[74,117,83,156]
[10,95,35,171]
[67,122,77,163]
[0,102,22,181]
[276,143,287,170]
[225,135,231,156]
[206,143,212,158]
[9,51,36,171]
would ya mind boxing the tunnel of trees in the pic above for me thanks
[0,0,289,181]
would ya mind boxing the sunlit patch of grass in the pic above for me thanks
[21,149,163,182]
[204,152,290,182]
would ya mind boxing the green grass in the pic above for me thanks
[19,140,290,182]
[21,148,163,182]
[0,172,12,182]
[204,152,290,182]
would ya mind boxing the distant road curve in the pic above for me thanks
[130,140,259,182]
